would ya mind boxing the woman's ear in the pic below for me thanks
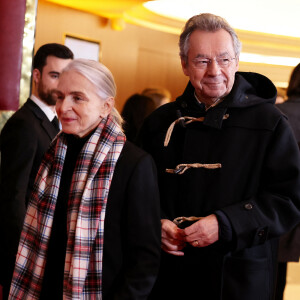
[101,97,114,118]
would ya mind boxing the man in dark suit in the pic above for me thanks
[0,43,73,298]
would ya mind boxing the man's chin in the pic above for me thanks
[203,89,228,100]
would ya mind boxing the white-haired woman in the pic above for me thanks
[9,59,161,299]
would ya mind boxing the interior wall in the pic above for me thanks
[35,0,188,111]
[36,0,298,109]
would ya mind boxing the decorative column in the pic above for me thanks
[0,0,37,130]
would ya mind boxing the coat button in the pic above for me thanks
[244,203,253,210]
[181,101,187,108]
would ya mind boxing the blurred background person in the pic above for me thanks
[0,43,73,299]
[275,63,300,300]
[121,93,156,143]
[141,86,171,108]
[8,59,161,300]
[276,87,286,104]
[121,87,172,143]
[277,63,300,146]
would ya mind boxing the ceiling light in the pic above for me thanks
[144,0,300,38]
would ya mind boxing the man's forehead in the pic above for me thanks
[188,29,235,55]
[44,56,71,70]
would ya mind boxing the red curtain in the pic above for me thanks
[0,0,26,111]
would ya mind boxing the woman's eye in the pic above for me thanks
[73,96,83,101]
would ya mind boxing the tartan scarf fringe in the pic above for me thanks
[9,116,125,300]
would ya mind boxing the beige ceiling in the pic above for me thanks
[45,0,300,86]
[45,0,186,33]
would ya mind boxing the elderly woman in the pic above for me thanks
[9,59,161,299]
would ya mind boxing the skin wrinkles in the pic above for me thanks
[181,29,239,108]
[54,70,113,138]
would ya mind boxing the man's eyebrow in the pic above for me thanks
[194,52,230,59]
[194,54,207,59]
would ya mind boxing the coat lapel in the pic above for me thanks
[25,98,59,139]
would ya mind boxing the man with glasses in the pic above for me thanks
[140,13,300,300]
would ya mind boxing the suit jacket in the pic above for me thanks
[0,98,58,290]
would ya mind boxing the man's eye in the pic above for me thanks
[195,60,209,66]
[218,58,230,66]
[51,74,59,79]
[54,95,63,101]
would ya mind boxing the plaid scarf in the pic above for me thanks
[9,116,125,300]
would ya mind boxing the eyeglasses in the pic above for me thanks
[192,56,237,69]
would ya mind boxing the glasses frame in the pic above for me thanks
[191,56,237,69]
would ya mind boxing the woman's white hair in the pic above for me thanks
[62,58,123,126]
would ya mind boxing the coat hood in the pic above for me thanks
[175,72,277,129]
[225,72,277,108]
[177,72,277,110]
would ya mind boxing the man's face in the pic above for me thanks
[181,29,239,105]
[34,56,72,106]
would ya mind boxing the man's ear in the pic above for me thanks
[234,56,240,71]
[32,68,41,84]
[181,59,189,76]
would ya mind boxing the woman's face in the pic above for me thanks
[54,70,112,138]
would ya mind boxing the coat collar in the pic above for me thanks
[25,98,59,139]
[175,81,228,129]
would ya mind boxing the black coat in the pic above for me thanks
[277,96,300,143]
[103,141,161,299]
[276,97,300,262]
[0,99,58,293]
[140,72,300,300]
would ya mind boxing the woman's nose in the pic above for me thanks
[57,96,72,113]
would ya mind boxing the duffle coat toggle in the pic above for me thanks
[164,113,228,174]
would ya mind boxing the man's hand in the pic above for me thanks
[183,214,219,247]
[161,219,186,256]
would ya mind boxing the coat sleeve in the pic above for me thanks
[110,152,161,300]
[221,116,300,251]
[0,117,38,286]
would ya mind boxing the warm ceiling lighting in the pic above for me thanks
[144,0,300,38]
[240,53,300,67]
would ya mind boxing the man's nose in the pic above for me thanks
[206,59,221,75]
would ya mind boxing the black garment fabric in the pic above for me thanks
[277,96,300,142]
[0,99,59,299]
[275,96,300,299]
[139,72,300,300]
[51,116,60,131]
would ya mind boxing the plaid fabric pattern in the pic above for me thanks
[9,116,125,300]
